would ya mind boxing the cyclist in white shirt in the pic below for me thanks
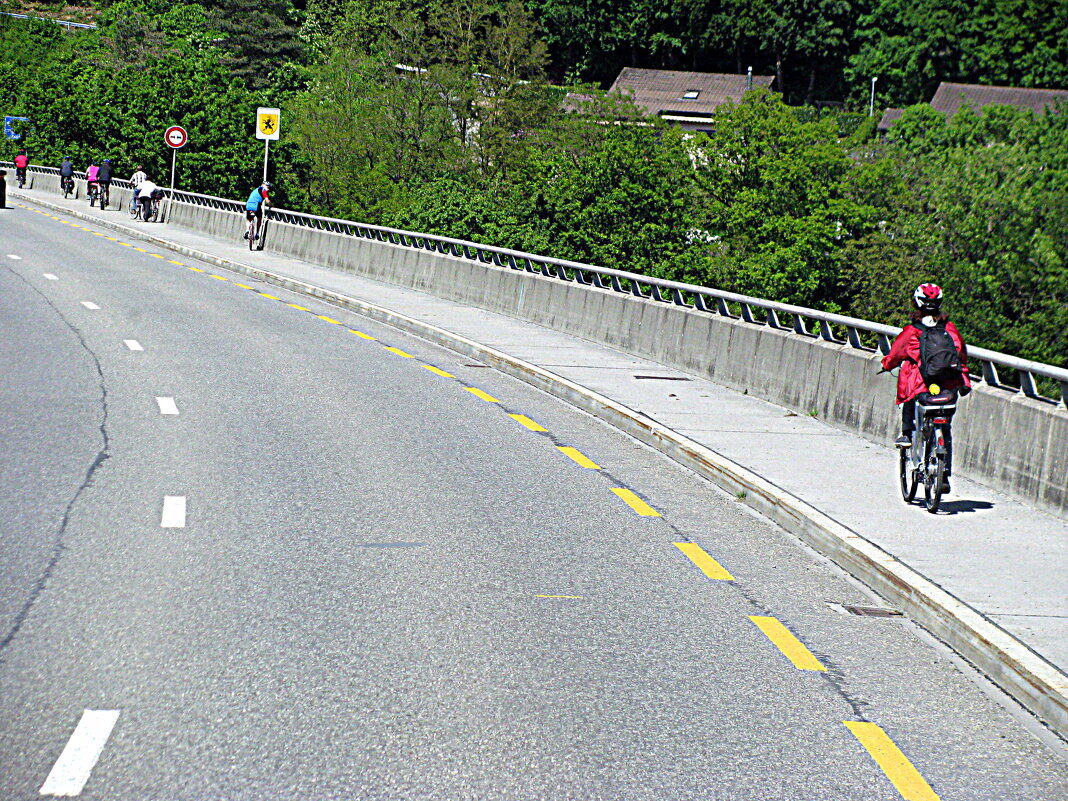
[129,166,147,212]
[135,177,160,220]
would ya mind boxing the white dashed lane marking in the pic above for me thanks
[160,496,186,528]
[43,273,58,280]
[7,254,21,260]
[156,397,179,416]
[80,302,100,310]
[123,340,143,351]
[38,709,120,797]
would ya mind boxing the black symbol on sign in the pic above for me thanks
[261,117,276,133]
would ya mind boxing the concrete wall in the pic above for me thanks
[113,193,1068,516]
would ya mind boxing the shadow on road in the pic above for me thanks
[938,499,996,515]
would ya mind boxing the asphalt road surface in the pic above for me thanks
[2,204,1066,800]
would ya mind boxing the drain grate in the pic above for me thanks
[844,604,903,618]
[633,375,692,381]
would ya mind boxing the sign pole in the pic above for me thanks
[170,147,177,193]
[263,139,269,184]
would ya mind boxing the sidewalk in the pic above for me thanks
[12,189,1067,731]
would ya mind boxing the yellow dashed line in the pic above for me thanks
[423,365,454,378]
[748,616,826,672]
[118,242,132,247]
[557,446,601,469]
[384,346,414,358]
[259,292,281,300]
[317,315,342,325]
[349,330,376,340]
[509,414,547,432]
[465,387,499,403]
[844,722,941,801]
[534,595,584,599]
[168,260,184,265]
[105,237,119,241]
[287,303,311,311]
[188,267,205,273]
[149,254,165,259]
[674,542,734,581]
[610,488,660,517]
[92,233,105,236]
[210,275,229,281]
[233,282,253,290]
[132,247,148,252]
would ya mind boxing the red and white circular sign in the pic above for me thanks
[165,125,188,149]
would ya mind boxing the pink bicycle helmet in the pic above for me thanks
[913,283,944,311]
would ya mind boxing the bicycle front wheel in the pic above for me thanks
[899,449,917,503]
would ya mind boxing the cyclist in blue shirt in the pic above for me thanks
[244,181,271,241]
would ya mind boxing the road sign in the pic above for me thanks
[256,108,280,141]
[165,125,188,149]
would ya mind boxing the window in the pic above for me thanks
[682,90,700,100]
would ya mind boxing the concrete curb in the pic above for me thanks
[15,191,1068,742]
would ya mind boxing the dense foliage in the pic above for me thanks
[0,1,1065,369]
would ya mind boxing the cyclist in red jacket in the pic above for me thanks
[882,283,971,488]
[13,149,28,186]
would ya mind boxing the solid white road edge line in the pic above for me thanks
[43,273,58,280]
[80,302,100,310]
[160,496,186,528]
[123,340,143,351]
[38,709,120,797]
[156,397,179,416]
[7,254,21,259]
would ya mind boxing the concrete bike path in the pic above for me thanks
[10,190,1067,741]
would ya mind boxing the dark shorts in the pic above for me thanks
[246,208,263,221]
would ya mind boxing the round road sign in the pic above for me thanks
[165,125,188,149]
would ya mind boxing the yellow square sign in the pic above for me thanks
[256,107,280,140]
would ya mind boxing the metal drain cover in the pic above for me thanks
[844,604,902,617]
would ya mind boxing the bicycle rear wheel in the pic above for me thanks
[248,217,256,250]
[899,449,917,502]
[923,451,945,513]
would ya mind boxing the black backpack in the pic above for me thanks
[914,321,962,382]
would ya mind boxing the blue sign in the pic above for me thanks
[4,116,29,139]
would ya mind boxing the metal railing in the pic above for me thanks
[0,12,96,30]
[12,162,1068,407]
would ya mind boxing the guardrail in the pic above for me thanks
[12,161,1068,407]
[0,12,96,30]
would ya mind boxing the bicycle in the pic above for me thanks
[898,388,957,513]
[245,210,267,250]
[16,167,26,189]
[134,193,160,222]
[61,175,74,198]
[99,183,110,211]
[87,182,100,207]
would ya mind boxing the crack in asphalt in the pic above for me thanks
[0,263,111,660]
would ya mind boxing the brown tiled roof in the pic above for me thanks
[608,67,774,117]
[877,108,905,131]
[930,82,1068,116]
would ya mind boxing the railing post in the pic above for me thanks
[982,360,1001,387]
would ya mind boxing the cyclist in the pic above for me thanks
[13,149,28,187]
[85,161,100,203]
[244,181,271,241]
[134,175,160,220]
[881,283,971,491]
[129,165,147,212]
[97,159,113,208]
[59,156,74,193]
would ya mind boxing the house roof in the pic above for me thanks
[877,108,905,131]
[608,67,774,118]
[929,82,1068,116]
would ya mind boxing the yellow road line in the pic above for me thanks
[287,303,311,311]
[149,253,165,259]
[423,365,454,377]
[92,233,105,236]
[317,315,342,325]
[557,446,601,469]
[844,721,940,801]
[210,275,228,281]
[535,595,584,599]
[509,414,547,432]
[105,237,118,241]
[133,247,148,252]
[748,616,826,672]
[188,267,205,273]
[465,387,499,403]
[168,260,184,265]
[610,488,660,517]
[233,282,253,290]
[259,293,281,300]
[349,329,376,340]
[674,542,734,581]
[384,346,414,358]
[118,242,132,247]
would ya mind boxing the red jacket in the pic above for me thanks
[881,319,971,404]
[14,154,28,168]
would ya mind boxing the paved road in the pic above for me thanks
[1,207,1065,799]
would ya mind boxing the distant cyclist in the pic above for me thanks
[134,175,161,220]
[97,159,113,208]
[129,165,147,212]
[881,284,971,491]
[244,181,271,241]
[59,157,74,193]
[85,161,100,203]
[13,149,28,187]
